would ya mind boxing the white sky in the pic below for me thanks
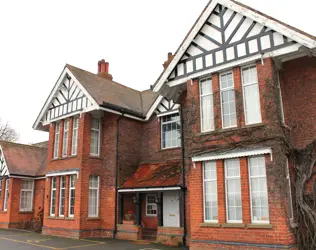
[0,0,315,144]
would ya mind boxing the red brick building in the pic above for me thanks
[29,0,316,249]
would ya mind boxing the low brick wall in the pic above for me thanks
[190,242,298,250]
[157,227,184,246]
[116,224,141,241]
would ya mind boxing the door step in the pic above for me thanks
[141,228,157,241]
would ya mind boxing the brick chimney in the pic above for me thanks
[98,59,113,80]
[163,52,174,69]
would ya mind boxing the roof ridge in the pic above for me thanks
[0,140,47,150]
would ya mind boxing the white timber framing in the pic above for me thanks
[0,146,10,177]
[153,0,316,92]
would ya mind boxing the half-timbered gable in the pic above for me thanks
[155,97,180,116]
[0,146,9,177]
[153,0,316,91]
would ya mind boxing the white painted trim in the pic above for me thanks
[118,187,181,193]
[192,148,272,162]
[145,95,164,120]
[59,176,66,217]
[68,175,76,218]
[3,179,9,211]
[0,145,10,177]
[46,170,79,178]
[156,110,179,117]
[8,175,45,180]
[50,177,56,216]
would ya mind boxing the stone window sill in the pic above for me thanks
[47,216,75,220]
[222,223,245,228]
[159,147,181,152]
[247,224,273,229]
[18,211,33,214]
[200,223,220,228]
[198,123,265,136]
[87,217,100,221]
[51,155,77,162]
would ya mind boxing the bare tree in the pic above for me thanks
[0,119,19,142]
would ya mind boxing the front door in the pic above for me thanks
[163,191,180,227]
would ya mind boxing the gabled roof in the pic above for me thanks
[120,161,182,189]
[153,0,316,92]
[33,64,159,130]
[0,141,47,177]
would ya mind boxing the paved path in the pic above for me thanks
[0,229,187,250]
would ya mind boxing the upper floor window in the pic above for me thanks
[242,66,262,125]
[146,194,157,216]
[248,156,269,223]
[225,159,242,223]
[200,78,214,132]
[88,176,99,217]
[203,161,218,222]
[62,120,69,157]
[220,72,237,129]
[72,116,79,156]
[90,118,100,156]
[161,113,181,149]
[20,180,34,212]
[54,123,60,159]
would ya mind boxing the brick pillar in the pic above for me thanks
[48,124,56,161]
[217,160,226,224]
[233,67,245,127]
[212,73,221,130]
[45,177,51,217]
[240,157,251,224]
[186,79,200,134]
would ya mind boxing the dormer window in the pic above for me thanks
[161,113,181,149]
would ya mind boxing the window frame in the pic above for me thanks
[59,176,66,217]
[68,175,76,218]
[50,177,57,216]
[248,156,270,224]
[19,179,34,212]
[88,176,100,218]
[54,122,60,159]
[90,118,101,157]
[3,179,9,211]
[0,180,2,200]
[71,116,79,156]
[225,159,242,223]
[160,113,181,149]
[220,71,237,129]
[146,194,157,217]
[200,77,215,133]
[241,65,262,125]
[62,120,69,157]
[203,161,218,223]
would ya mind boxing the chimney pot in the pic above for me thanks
[97,59,113,80]
[163,52,174,69]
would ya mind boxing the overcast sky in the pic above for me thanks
[0,0,315,144]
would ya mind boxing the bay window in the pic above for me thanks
[50,177,56,216]
[59,176,66,217]
[90,118,100,156]
[203,161,218,222]
[242,66,262,125]
[62,120,69,156]
[161,113,181,149]
[146,194,157,216]
[88,176,99,217]
[248,156,269,223]
[220,72,237,128]
[200,78,214,132]
[69,175,76,217]
[225,159,242,222]
[54,123,60,159]
[20,180,34,212]
[71,116,79,156]
[4,179,9,211]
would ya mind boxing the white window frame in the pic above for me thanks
[146,194,157,217]
[68,175,76,217]
[62,120,69,157]
[248,156,270,224]
[286,159,294,221]
[50,177,57,216]
[19,180,34,212]
[225,159,242,223]
[59,176,66,217]
[161,113,181,149]
[220,71,237,129]
[54,122,60,159]
[200,77,215,133]
[241,65,262,125]
[3,179,9,211]
[88,176,100,218]
[0,180,2,200]
[203,161,218,223]
[90,118,101,156]
[71,116,79,156]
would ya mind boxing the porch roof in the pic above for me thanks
[120,161,182,190]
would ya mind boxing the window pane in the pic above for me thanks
[161,114,181,149]
[204,161,218,221]
[221,89,236,128]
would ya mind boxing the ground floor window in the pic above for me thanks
[50,177,57,216]
[146,194,157,216]
[59,176,66,217]
[69,175,76,217]
[20,180,34,212]
[203,161,218,222]
[88,176,99,217]
[4,179,9,211]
